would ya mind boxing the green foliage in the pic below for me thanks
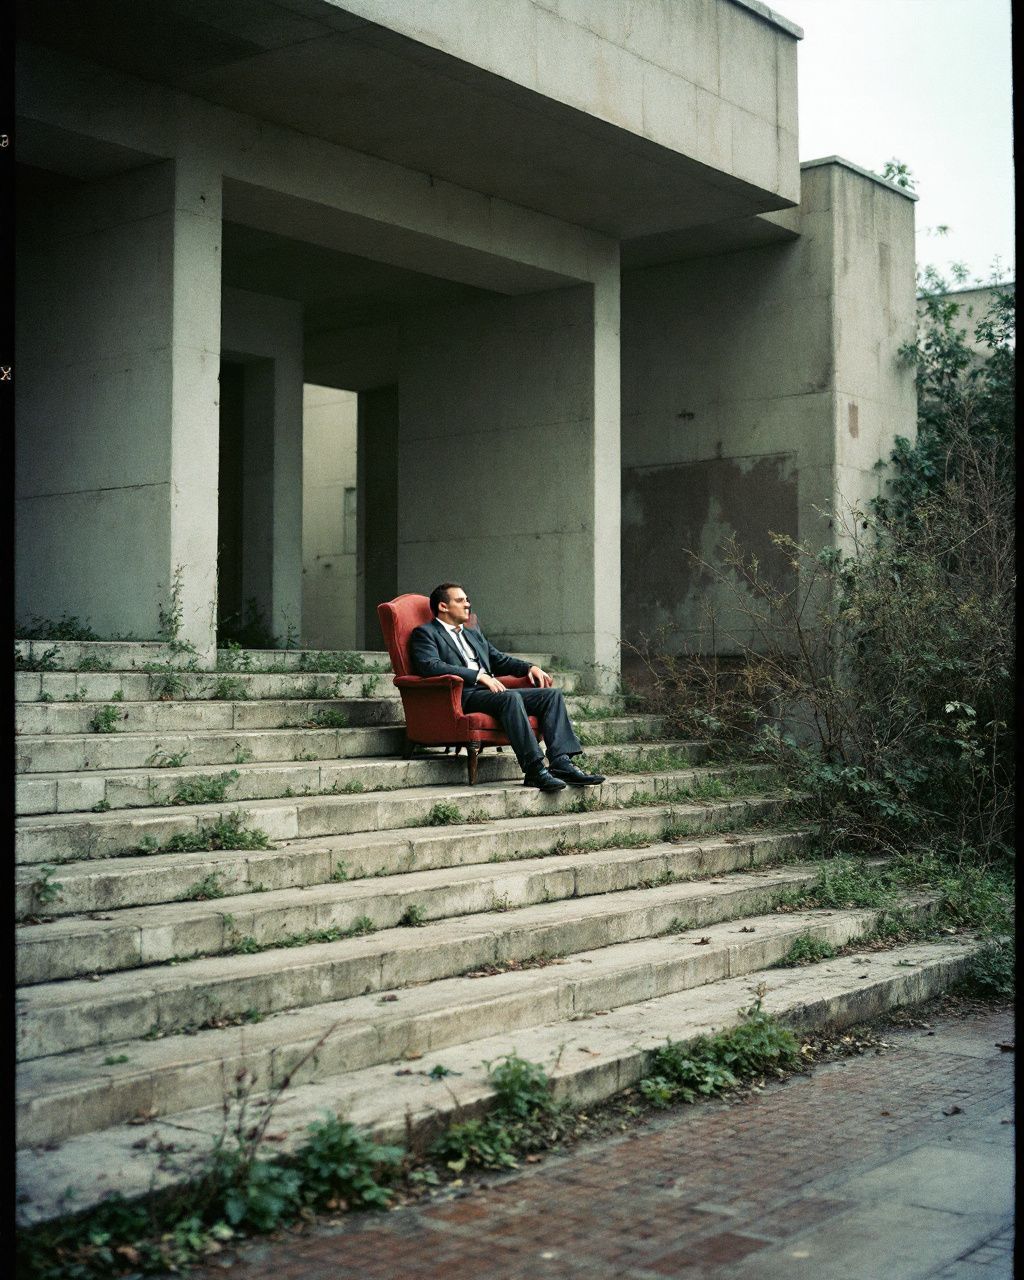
[217,640,254,672]
[184,873,228,902]
[16,644,61,671]
[31,865,63,910]
[487,1054,554,1120]
[171,771,240,806]
[630,281,1014,875]
[89,705,122,734]
[637,1000,798,1112]
[776,933,838,967]
[296,650,385,675]
[78,654,111,672]
[210,676,249,701]
[144,663,188,699]
[424,800,463,826]
[18,613,99,641]
[430,1053,554,1172]
[956,938,1014,999]
[19,1104,402,1278]
[398,903,427,927]
[303,708,349,729]
[143,812,271,855]
[289,1113,402,1210]
[218,598,277,650]
[877,157,917,191]
[431,1116,519,1172]
[146,747,189,768]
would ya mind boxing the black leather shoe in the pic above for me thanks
[548,756,606,786]
[523,764,567,791]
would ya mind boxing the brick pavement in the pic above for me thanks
[194,1003,1014,1280]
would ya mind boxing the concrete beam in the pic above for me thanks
[17,41,615,291]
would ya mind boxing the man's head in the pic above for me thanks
[430,582,471,626]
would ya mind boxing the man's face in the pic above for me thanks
[439,587,471,626]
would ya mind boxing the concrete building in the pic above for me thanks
[15,0,918,684]
[917,281,1015,360]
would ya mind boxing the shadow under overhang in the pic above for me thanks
[17,0,796,245]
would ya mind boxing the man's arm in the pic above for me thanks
[478,634,552,688]
[480,636,531,679]
[408,625,480,685]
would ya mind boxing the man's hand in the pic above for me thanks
[527,665,553,687]
[477,673,508,694]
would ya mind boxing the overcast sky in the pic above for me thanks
[774,0,1014,285]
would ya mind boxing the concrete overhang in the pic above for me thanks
[17,0,798,246]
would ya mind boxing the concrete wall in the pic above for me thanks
[16,157,221,654]
[302,385,359,649]
[918,283,1015,358]
[620,159,916,654]
[395,279,621,684]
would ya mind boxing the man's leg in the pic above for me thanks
[460,687,545,773]
[511,687,582,761]
[477,687,605,787]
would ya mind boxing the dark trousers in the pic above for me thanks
[460,685,582,772]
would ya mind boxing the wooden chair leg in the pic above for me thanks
[402,735,415,760]
[466,745,479,785]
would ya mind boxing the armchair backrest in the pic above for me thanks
[377,594,433,677]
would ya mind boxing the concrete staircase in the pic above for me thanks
[14,642,983,1226]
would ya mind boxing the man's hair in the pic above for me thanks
[429,582,463,616]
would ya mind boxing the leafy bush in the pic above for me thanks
[636,999,799,1112]
[628,282,1014,877]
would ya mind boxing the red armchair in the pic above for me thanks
[376,594,541,785]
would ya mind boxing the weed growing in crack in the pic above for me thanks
[171,771,240,806]
[184,873,228,902]
[775,933,838,967]
[136,812,271,855]
[423,801,463,827]
[89,706,122,734]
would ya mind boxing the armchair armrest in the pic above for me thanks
[393,675,463,689]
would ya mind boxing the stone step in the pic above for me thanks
[14,641,555,675]
[16,793,780,920]
[16,819,803,984]
[15,937,982,1226]
[17,834,810,1058]
[17,898,921,1148]
[15,716,669,777]
[16,764,767,864]
[16,666,579,705]
[15,739,697,818]
[14,688,614,737]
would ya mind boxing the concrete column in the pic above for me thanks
[356,386,399,649]
[396,269,621,689]
[302,385,359,649]
[15,155,222,658]
[221,288,304,645]
[169,150,222,661]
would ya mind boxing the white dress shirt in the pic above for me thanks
[439,620,481,681]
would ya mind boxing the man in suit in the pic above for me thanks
[409,582,606,792]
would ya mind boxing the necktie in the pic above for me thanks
[454,627,478,667]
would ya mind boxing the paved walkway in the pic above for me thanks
[195,1003,1014,1280]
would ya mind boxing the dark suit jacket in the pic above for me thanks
[408,618,531,688]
